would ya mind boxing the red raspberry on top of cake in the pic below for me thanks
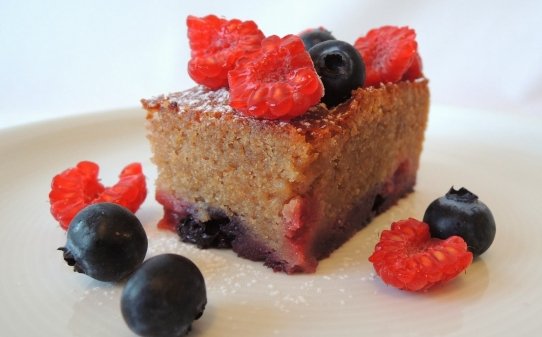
[142,16,429,273]
[354,26,421,87]
[228,34,324,120]
[187,14,265,90]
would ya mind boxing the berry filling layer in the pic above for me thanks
[155,159,417,274]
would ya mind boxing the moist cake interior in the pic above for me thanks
[143,79,429,273]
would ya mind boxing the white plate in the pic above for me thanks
[1,106,541,337]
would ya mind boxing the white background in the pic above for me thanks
[1,0,541,129]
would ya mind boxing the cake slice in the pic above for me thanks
[143,79,429,273]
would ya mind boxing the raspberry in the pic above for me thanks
[187,14,265,89]
[93,163,147,213]
[228,34,324,120]
[354,26,422,87]
[49,161,147,230]
[369,218,473,291]
[49,161,104,229]
[402,52,423,81]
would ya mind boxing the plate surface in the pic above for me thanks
[1,106,541,336]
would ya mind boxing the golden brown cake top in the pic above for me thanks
[142,79,428,142]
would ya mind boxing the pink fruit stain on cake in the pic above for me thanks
[142,16,429,274]
[155,190,190,232]
[281,196,318,273]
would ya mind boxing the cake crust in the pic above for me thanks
[143,79,429,273]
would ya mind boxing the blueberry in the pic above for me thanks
[177,215,235,249]
[59,203,148,282]
[299,27,336,50]
[423,187,496,257]
[309,40,365,107]
[121,254,207,337]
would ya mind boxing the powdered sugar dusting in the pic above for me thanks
[124,199,421,318]
[168,86,234,114]
[144,80,429,144]
[144,85,360,136]
[66,218,390,335]
[136,226,381,315]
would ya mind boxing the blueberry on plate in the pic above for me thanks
[423,187,496,257]
[309,40,365,107]
[58,202,148,282]
[121,254,207,337]
[299,27,336,50]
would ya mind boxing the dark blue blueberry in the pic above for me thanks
[59,202,148,282]
[309,40,365,107]
[423,187,496,257]
[299,27,336,50]
[177,215,234,249]
[121,254,207,337]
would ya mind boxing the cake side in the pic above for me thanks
[294,80,429,264]
[143,79,429,273]
[144,87,320,269]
